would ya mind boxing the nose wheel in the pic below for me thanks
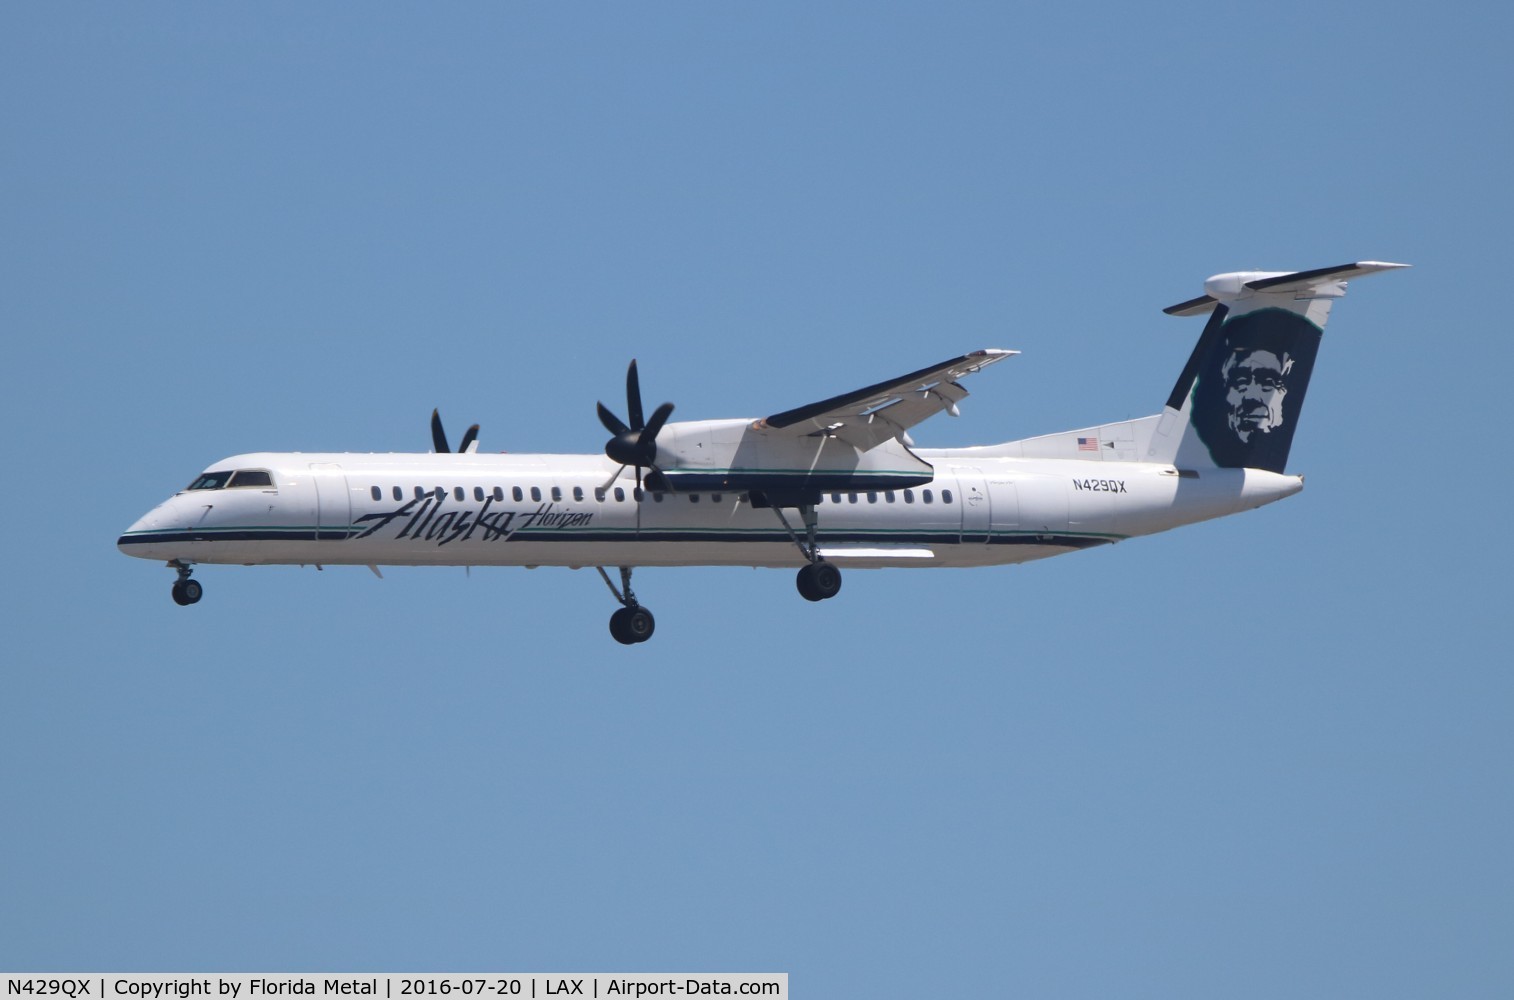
[597,566,655,645]
[169,561,203,606]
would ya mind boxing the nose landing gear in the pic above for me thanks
[169,561,203,606]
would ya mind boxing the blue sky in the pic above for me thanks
[3,3,1510,996]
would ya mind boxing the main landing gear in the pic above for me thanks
[169,560,203,606]
[796,560,842,602]
[595,496,842,644]
[773,501,843,603]
[597,566,655,645]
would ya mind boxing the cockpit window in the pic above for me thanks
[186,471,233,491]
[185,469,274,492]
[228,469,274,488]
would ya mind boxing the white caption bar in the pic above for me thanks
[4,977,786,1000]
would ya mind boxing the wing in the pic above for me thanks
[758,349,1016,451]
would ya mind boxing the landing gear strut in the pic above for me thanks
[597,566,655,645]
[169,560,203,606]
[773,501,843,603]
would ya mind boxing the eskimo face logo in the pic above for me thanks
[1221,347,1291,443]
[1191,307,1322,473]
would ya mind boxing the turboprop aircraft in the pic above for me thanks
[119,261,1407,644]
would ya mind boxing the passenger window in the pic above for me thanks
[530,487,542,502]
[615,488,625,502]
[434,487,445,500]
[885,491,896,503]
[393,486,403,501]
[923,489,934,504]
[513,486,524,502]
[454,486,465,502]
[370,486,381,501]
[867,492,877,504]
[903,489,914,504]
[551,486,562,502]
[493,487,504,501]
[595,488,606,502]
[830,492,841,504]
[415,486,426,500]
[712,494,722,502]
[848,493,858,504]
[689,494,699,503]
[633,488,644,502]
[573,486,584,502]
[474,486,485,501]
[943,489,954,504]
[654,492,664,503]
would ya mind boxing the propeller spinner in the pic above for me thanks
[597,360,674,489]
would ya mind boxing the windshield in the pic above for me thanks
[186,471,232,491]
[228,470,273,488]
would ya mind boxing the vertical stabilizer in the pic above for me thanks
[1146,261,1408,473]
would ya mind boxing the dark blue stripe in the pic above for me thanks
[663,471,932,492]
[120,529,1117,549]
[119,529,355,544]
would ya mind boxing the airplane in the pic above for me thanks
[119,261,1407,644]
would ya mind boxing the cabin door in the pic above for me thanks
[954,469,991,544]
[309,463,351,541]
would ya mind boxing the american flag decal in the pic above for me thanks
[1077,436,1099,451]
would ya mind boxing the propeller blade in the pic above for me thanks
[642,401,675,440]
[626,359,645,431]
[431,409,450,453]
[602,360,674,485]
[597,402,631,437]
[458,424,480,453]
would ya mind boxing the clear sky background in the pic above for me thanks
[3,3,1510,996]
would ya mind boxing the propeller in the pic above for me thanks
[597,360,674,489]
[431,409,481,454]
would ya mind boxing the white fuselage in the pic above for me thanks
[118,449,1303,571]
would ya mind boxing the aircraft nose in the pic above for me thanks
[118,506,165,557]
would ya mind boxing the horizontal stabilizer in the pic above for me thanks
[1163,261,1410,316]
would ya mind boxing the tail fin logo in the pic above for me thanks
[1221,346,1289,442]
[1192,307,1322,472]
